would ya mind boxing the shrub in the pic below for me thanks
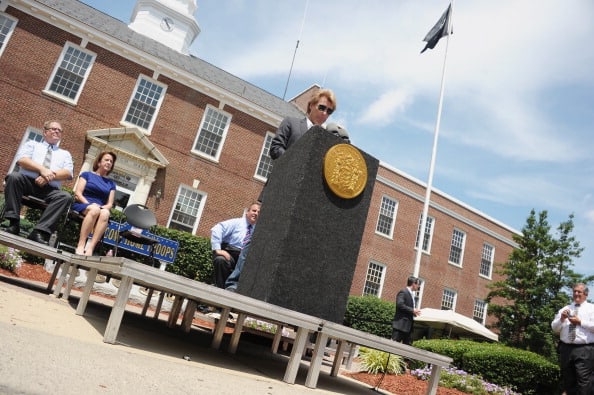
[343,295,394,338]
[155,227,213,283]
[413,339,477,367]
[413,339,560,394]
[463,347,559,395]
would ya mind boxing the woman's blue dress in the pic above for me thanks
[72,171,116,213]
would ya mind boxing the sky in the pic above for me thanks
[79,0,594,275]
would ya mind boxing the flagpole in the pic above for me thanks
[413,1,454,278]
[282,0,309,100]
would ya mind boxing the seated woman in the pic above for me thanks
[72,151,117,256]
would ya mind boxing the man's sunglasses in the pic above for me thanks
[317,104,334,115]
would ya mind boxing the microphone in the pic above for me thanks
[325,122,351,143]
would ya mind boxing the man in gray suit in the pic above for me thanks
[392,276,422,345]
[269,88,338,159]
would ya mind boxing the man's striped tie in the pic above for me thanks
[43,144,53,169]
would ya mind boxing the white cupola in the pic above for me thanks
[129,0,200,55]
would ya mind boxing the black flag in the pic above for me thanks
[421,4,452,54]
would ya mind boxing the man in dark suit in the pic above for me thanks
[392,276,422,345]
[269,88,338,160]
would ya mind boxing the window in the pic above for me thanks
[45,43,95,103]
[168,185,205,233]
[415,214,435,253]
[479,243,494,278]
[473,300,487,324]
[441,289,457,310]
[123,75,166,132]
[0,13,17,58]
[375,196,397,237]
[192,106,231,160]
[255,132,274,180]
[448,228,466,266]
[8,127,44,173]
[363,262,385,296]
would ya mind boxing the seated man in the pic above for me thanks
[210,202,260,288]
[3,120,73,244]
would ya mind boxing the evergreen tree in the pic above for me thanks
[486,210,589,361]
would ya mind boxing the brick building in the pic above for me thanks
[0,0,517,329]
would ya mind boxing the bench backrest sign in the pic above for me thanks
[101,220,179,264]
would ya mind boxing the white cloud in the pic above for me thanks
[585,210,594,225]
[359,89,412,126]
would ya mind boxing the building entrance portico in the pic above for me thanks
[80,127,169,208]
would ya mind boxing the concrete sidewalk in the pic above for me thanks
[0,276,376,395]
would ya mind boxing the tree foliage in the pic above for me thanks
[486,209,590,361]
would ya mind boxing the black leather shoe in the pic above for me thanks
[3,224,20,235]
[27,230,49,245]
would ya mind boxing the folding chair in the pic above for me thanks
[113,204,159,266]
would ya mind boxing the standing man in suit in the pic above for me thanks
[269,88,338,160]
[392,276,422,345]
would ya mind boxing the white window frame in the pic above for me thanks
[415,278,425,309]
[121,74,167,134]
[375,195,398,238]
[473,299,487,325]
[167,184,206,234]
[415,214,435,253]
[441,288,457,310]
[479,243,495,279]
[191,105,232,161]
[254,132,274,181]
[43,42,96,105]
[8,127,44,173]
[0,12,17,58]
[448,228,466,266]
[362,261,386,297]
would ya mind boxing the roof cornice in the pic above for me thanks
[7,0,291,126]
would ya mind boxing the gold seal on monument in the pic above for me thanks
[323,144,368,199]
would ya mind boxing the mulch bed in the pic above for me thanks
[343,371,470,395]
